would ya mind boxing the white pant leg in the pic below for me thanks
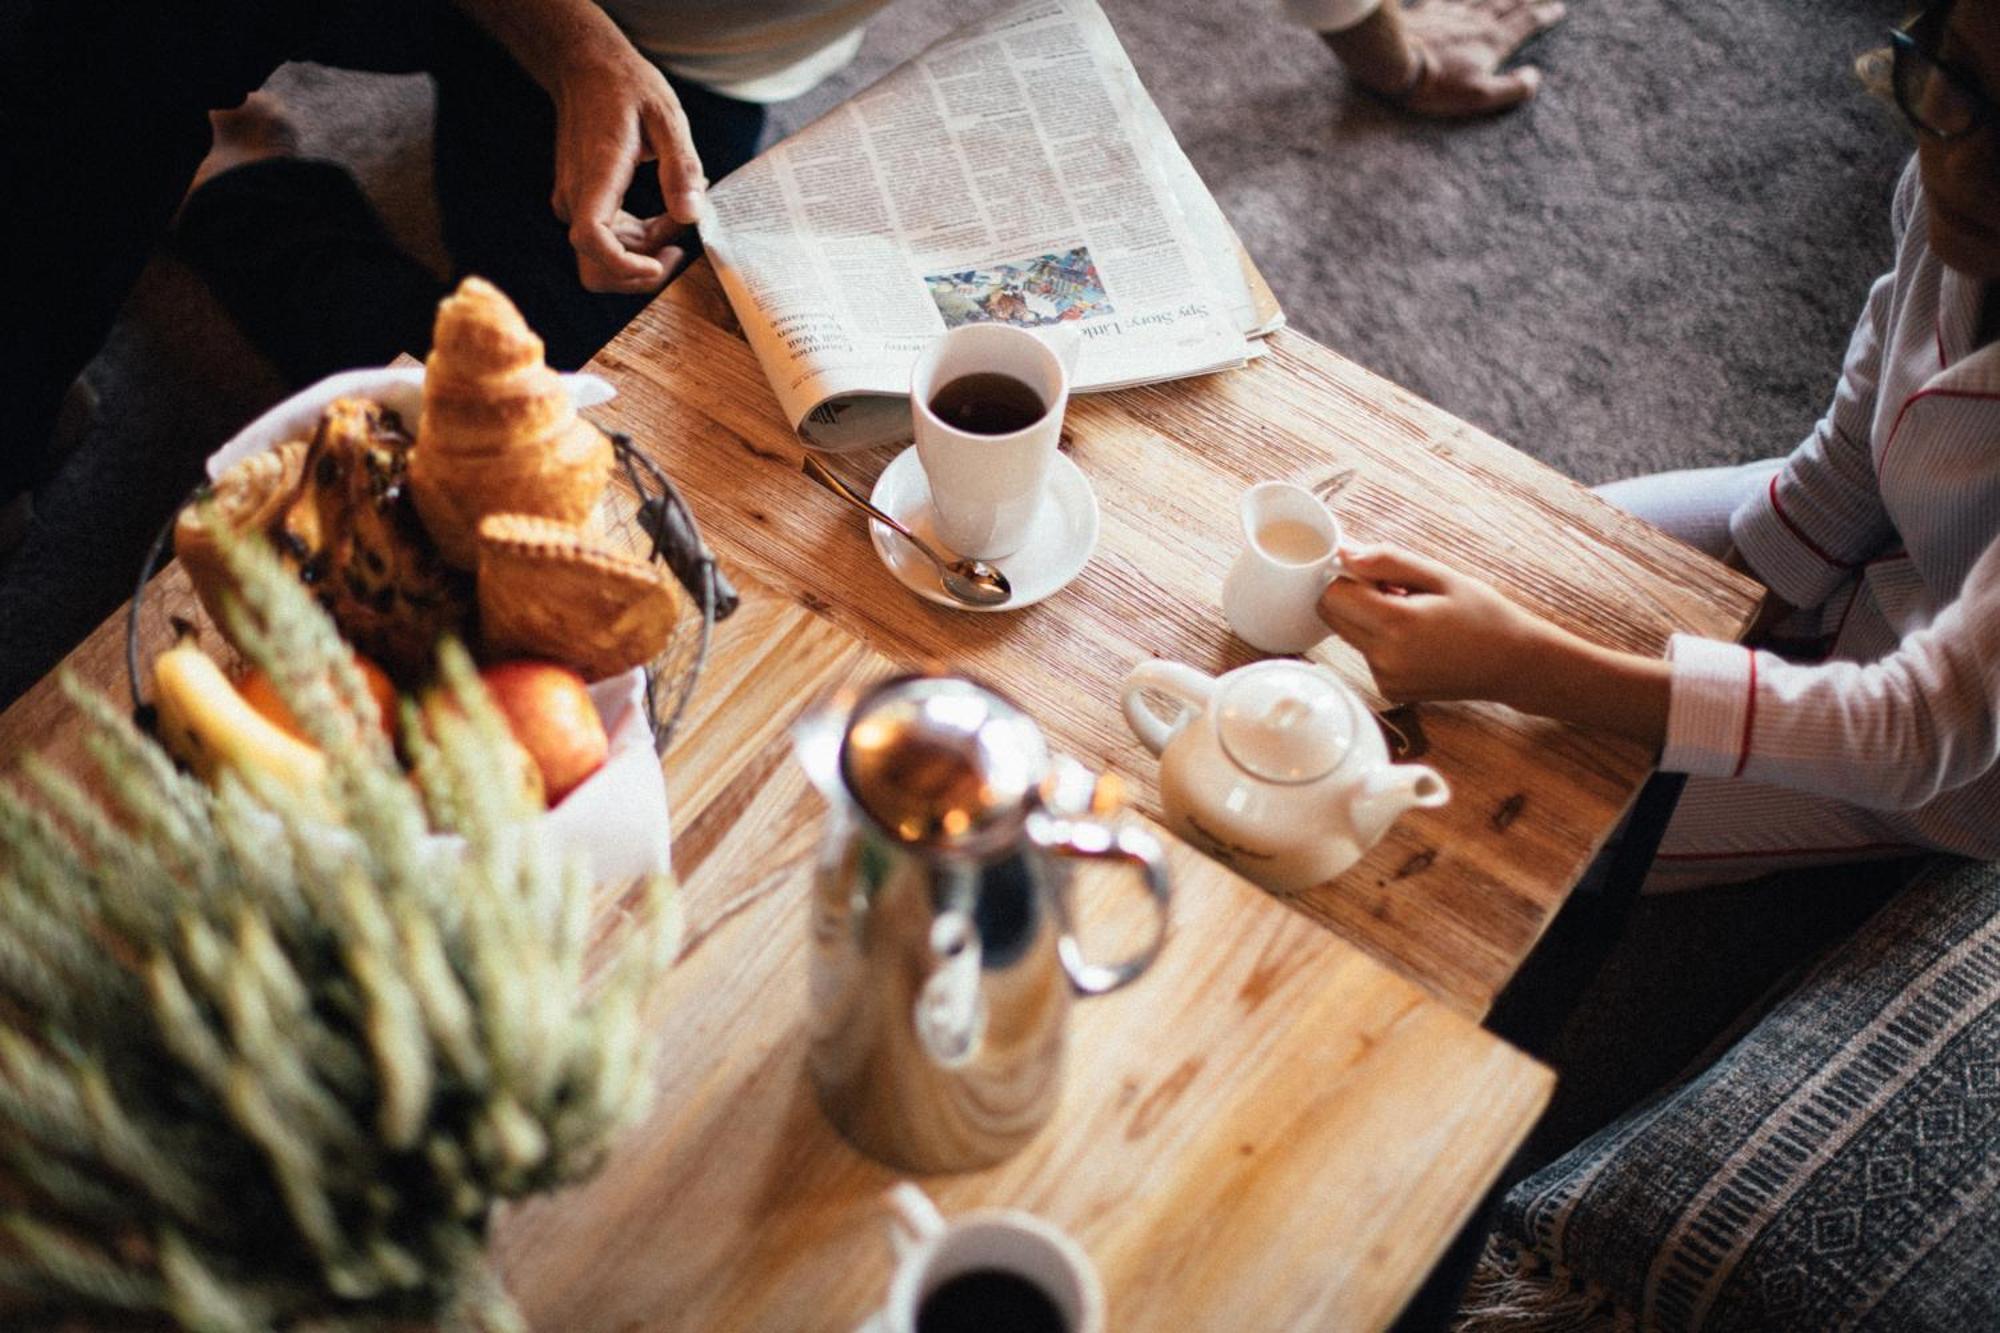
[1594,459,1786,558]
[1598,461,1901,891]
[1642,774,1926,893]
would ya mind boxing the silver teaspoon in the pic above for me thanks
[801,455,1013,607]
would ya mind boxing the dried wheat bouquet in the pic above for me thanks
[0,530,680,1331]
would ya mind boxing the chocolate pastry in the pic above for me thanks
[275,397,471,678]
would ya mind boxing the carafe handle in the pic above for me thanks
[1121,660,1217,757]
[1028,813,1172,996]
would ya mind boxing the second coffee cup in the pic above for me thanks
[912,324,1075,560]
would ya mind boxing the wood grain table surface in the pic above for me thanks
[580,262,1764,1018]
[490,584,1554,1332]
[0,498,1554,1333]
[0,257,1764,1330]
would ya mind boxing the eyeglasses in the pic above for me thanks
[1890,6,1999,141]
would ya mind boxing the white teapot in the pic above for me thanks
[1121,659,1449,893]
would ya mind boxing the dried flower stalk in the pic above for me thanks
[0,530,680,1330]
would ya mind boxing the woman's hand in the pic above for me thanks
[1316,542,1674,747]
[1316,543,1553,702]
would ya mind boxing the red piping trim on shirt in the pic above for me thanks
[1880,385,2000,477]
[1653,839,1916,863]
[1731,647,1758,778]
[1766,475,1859,570]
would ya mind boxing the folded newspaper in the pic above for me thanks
[697,0,1285,453]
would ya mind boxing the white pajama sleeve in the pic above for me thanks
[1662,537,2000,809]
[1283,0,1384,33]
[1728,162,1918,610]
[1727,266,1898,610]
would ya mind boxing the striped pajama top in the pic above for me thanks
[1662,160,2000,860]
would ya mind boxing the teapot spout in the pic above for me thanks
[1351,762,1451,835]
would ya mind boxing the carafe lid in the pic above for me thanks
[1213,662,1359,784]
[840,674,1049,851]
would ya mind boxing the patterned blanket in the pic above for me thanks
[1461,856,2000,1332]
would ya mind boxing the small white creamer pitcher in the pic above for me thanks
[1220,481,1346,654]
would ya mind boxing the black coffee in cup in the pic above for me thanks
[928,372,1046,436]
[916,1268,1068,1332]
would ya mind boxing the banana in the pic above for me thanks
[153,638,328,801]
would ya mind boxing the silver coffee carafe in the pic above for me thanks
[795,673,1171,1174]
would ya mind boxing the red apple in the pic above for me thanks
[478,659,609,804]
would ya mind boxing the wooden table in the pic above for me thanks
[0,513,1553,1331]
[0,260,1759,1330]
[586,263,1763,1017]
[492,591,1555,1331]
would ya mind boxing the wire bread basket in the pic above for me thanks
[126,392,738,760]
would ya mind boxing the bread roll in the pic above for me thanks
[474,513,687,681]
[175,439,309,633]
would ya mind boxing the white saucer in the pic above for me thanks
[867,447,1099,612]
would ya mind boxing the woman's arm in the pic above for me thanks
[1320,539,2000,809]
[1316,543,1673,747]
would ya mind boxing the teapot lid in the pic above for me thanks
[1213,662,1359,785]
[840,674,1049,851]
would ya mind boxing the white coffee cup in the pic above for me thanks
[911,324,1078,560]
[858,1183,1105,1333]
[1220,481,1348,654]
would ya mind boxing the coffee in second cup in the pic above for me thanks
[911,324,1075,560]
[927,371,1048,436]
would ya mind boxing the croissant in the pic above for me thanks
[410,277,614,568]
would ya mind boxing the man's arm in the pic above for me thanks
[1290,0,1566,118]
[453,0,706,294]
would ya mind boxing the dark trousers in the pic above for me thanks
[0,0,766,496]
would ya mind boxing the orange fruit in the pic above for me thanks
[237,653,399,743]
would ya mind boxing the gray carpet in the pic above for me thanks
[0,0,1911,705]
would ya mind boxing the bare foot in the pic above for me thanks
[186,91,301,200]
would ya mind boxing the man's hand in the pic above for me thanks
[1327,0,1565,119]
[454,0,708,294]
[1402,0,1563,116]
[548,43,706,294]
[1317,543,1551,703]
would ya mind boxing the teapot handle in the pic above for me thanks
[1028,813,1172,996]
[1121,660,1218,757]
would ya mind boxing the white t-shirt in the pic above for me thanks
[597,0,890,102]
[598,0,1382,103]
